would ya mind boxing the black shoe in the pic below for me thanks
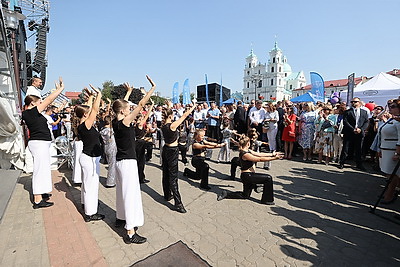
[115,219,126,228]
[33,200,54,209]
[41,193,52,201]
[338,164,344,169]
[84,213,105,222]
[217,190,228,201]
[74,182,82,187]
[140,179,150,184]
[124,233,147,244]
[262,201,275,205]
[356,165,366,171]
[200,185,211,191]
[174,204,187,213]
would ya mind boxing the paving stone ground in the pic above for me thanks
[1,148,400,266]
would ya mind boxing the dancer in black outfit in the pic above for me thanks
[218,135,283,205]
[183,129,225,190]
[161,101,197,213]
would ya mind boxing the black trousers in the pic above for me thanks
[230,156,240,179]
[185,156,209,188]
[135,139,146,182]
[162,146,182,205]
[178,143,188,164]
[339,132,364,166]
[145,141,153,161]
[226,172,274,204]
[207,125,219,140]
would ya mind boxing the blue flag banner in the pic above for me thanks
[219,76,223,106]
[309,72,325,102]
[172,82,179,104]
[182,79,191,105]
[347,73,355,106]
[205,74,209,105]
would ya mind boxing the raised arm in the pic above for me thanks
[84,84,102,129]
[123,75,156,125]
[123,83,134,101]
[171,102,197,131]
[37,77,65,113]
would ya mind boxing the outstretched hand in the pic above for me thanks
[146,75,156,87]
[89,84,101,96]
[123,82,133,92]
[55,77,64,90]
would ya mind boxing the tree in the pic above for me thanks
[101,80,114,101]
[150,95,167,106]
[111,84,144,104]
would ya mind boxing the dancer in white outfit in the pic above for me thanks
[76,85,105,222]
[112,75,156,244]
[22,77,65,209]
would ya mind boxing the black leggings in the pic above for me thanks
[185,156,209,188]
[225,172,274,204]
[178,143,188,164]
[162,146,182,205]
[135,139,146,183]
[230,156,240,179]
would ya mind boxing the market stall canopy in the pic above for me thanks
[291,92,318,103]
[340,72,400,106]
[222,98,236,105]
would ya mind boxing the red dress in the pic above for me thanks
[282,114,297,142]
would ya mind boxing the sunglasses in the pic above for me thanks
[350,101,359,103]
[389,105,398,109]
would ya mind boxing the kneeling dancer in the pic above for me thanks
[217,135,283,204]
[183,129,225,190]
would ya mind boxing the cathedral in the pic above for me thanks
[242,42,306,102]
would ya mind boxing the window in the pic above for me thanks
[247,82,249,88]
[258,70,260,74]
[290,85,293,89]
[258,80,262,88]
[271,67,274,73]
[249,63,251,68]
[247,71,249,75]
[277,58,279,63]
[285,73,287,77]
[273,58,275,63]
[279,79,281,85]
[271,79,274,86]
[279,67,282,72]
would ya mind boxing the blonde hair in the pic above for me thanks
[238,135,250,149]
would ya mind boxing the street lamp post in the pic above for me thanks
[250,74,262,102]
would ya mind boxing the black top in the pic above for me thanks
[342,108,369,135]
[77,123,102,157]
[192,140,205,156]
[113,119,137,161]
[22,107,52,141]
[135,125,147,139]
[239,150,254,171]
[161,123,179,144]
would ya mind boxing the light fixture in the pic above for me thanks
[2,9,26,30]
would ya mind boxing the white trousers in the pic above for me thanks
[115,159,144,230]
[218,139,231,162]
[73,141,83,183]
[79,153,100,216]
[28,140,52,195]
[267,128,278,151]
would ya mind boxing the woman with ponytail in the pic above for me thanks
[161,101,197,213]
[22,77,65,209]
[112,75,156,244]
[76,85,104,222]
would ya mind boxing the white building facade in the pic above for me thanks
[242,42,306,103]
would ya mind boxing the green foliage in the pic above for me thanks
[101,80,114,100]
[150,95,167,106]
[179,92,195,104]
[111,84,144,104]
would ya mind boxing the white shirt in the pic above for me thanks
[249,106,266,124]
[154,110,163,122]
[193,110,205,121]
[26,86,42,98]
[354,108,360,128]
[265,110,279,129]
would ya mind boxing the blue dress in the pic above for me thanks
[298,111,316,149]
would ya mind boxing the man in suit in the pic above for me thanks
[234,101,247,134]
[339,97,369,170]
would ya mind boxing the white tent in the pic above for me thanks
[340,72,400,106]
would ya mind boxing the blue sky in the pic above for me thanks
[40,0,399,97]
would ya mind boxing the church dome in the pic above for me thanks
[283,63,292,72]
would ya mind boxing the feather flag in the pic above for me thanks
[309,72,325,102]
[182,79,191,105]
[219,76,223,106]
[205,74,210,105]
[172,82,179,104]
